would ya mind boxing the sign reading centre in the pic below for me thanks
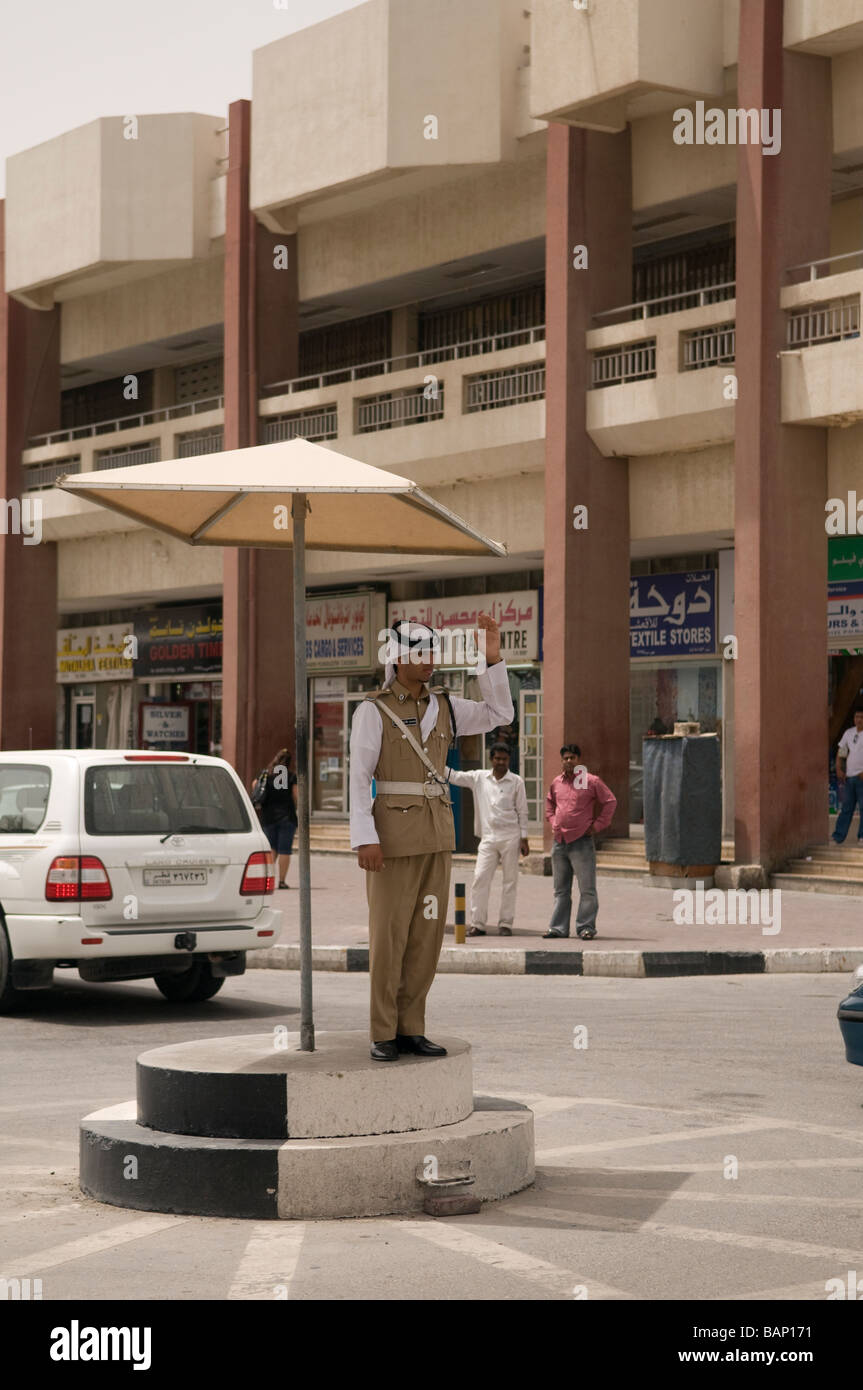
[630,571,716,656]
[388,591,540,664]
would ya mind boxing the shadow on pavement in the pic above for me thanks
[3,977,298,1029]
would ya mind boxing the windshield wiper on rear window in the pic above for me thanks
[159,824,226,842]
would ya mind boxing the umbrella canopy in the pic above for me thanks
[58,438,507,557]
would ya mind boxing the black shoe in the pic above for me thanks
[577,927,597,940]
[395,1034,447,1057]
[466,926,486,937]
[542,930,567,939]
[370,1039,399,1061]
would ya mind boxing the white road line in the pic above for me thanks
[398,1218,629,1299]
[505,1093,722,1119]
[0,1100,124,1114]
[536,1116,780,1159]
[0,1204,82,1226]
[226,1223,307,1300]
[0,1136,78,1152]
[538,1184,863,1211]
[3,1214,188,1277]
[506,1201,863,1263]
[720,1279,838,1301]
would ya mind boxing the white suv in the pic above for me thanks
[0,750,281,1010]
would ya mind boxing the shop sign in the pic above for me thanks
[306,594,374,672]
[828,538,863,647]
[140,703,190,747]
[134,605,222,678]
[630,571,716,657]
[387,591,540,665]
[57,625,134,683]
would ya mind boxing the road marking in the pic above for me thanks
[539,1183,863,1211]
[0,1136,78,1153]
[398,1218,629,1299]
[507,1201,863,1263]
[536,1117,779,1159]
[0,1204,82,1226]
[720,1278,838,1301]
[0,1100,124,1114]
[3,1215,188,1277]
[226,1223,307,1300]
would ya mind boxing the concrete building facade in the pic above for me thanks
[3,0,863,870]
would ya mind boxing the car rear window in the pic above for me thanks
[84,763,252,836]
[0,765,51,833]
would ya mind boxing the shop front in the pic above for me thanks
[133,604,224,754]
[828,537,863,814]
[57,624,135,748]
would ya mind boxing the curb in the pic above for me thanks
[247,943,863,978]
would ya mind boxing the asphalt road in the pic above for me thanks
[1,968,862,1302]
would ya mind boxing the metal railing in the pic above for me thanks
[23,458,81,490]
[681,323,736,371]
[94,444,161,469]
[262,406,338,443]
[465,362,546,412]
[27,394,224,450]
[786,247,863,283]
[591,340,657,388]
[355,388,444,433]
[593,282,736,326]
[177,429,224,457]
[263,325,546,394]
[787,298,860,348]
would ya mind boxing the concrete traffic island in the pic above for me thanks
[80,1032,535,1219]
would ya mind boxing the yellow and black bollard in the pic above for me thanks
[454,882,466,944]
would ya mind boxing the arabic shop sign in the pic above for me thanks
[387,591,540,664]
[306,593,375,673]
[630,571,716,657]
[57,625,134,683]
[134,605,223,678]
[828,537,863,647]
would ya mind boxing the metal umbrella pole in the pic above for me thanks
[292,493,314,1051]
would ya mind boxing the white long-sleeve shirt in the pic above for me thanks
[349,660,514,850]
[447,767,528,841]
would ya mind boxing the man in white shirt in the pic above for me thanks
[832,707,863,844]
[350,616,514,1061]
[448,743,529,936]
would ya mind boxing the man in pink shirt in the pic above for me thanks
[544,744,617,940]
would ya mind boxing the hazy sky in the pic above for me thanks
[0,0,364,195]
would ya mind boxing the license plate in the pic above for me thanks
[143,869,208,887]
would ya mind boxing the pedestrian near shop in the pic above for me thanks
[544,744,617,940]
[448,743,529,936]
[252,748,298,888]
[350,616,513,1061]
[832,708,863,844]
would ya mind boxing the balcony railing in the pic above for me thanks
[356,388,444,434]
[23,458,81,490]
[592,282,736,327]
[28,394,224,450]
[263,325,546,395]
[787,298,861,348]
[591,340,657,388]
[94,444,161,469]
[177,428,224,457]
[786,248,863,284]
[681,323,736,371]
[262,405,338,443]
[465,362,545,412]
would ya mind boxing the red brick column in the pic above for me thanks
[733,0,831,867]
[543,124,632,841]
[222,99,298,785]
[0,202,59,749]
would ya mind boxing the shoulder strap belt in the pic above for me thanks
[373,699,451,795]
[375,780,446,798]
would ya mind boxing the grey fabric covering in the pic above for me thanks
[643,734,721,865]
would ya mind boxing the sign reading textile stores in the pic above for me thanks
[630,572,716,657]
[387,591,540,664]
[306,594,374,672]
[828,538,863,648]
[57,625,134,683]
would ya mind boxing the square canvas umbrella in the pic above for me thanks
[60,438,507,1050]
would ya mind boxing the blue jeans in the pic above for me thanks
[833,777,863,843]
[548,834,598,936]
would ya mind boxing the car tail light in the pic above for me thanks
[240,852,274,895]
[46,856,113,901]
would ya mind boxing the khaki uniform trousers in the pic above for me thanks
[366,850,451,1041]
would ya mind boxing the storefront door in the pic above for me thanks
[70,694,95,749]
[312,678,347,813]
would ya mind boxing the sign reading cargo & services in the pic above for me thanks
[306,594,375,672]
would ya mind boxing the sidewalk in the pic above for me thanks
[249,854,863,977]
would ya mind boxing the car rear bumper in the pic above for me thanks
[838,989,863,1066]
[4,905,281,960]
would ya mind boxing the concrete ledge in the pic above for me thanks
[247,943,863,977]
[715,864,770,890]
